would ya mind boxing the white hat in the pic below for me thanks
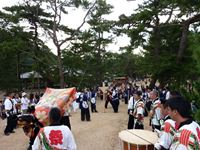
[22,92,27,97]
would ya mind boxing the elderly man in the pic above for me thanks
[132,90,145,129]
[149,89,162,131]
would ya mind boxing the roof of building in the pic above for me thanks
[20,71,42,79]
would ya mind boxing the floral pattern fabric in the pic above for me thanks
[35,88,76,125]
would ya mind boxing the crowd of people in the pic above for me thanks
[0,91,76,150]
[96,79,200,150]
[119,82,200,150]
[0,79,199,150]
[0,92,42,136]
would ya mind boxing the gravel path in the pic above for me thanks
[0,99,152,150]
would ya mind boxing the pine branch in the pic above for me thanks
[59,0,98,47]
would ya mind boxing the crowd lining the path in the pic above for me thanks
[0,78,199,150]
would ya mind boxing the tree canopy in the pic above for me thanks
[0,0,200,98]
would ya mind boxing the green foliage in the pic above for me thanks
[1,0,200,95]
[194,110,200,123]
[0,5,57,90]
[61,0,114,89]
[115,0,200,90]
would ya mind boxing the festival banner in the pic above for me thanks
[35,87,76,126]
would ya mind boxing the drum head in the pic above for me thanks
[119,129,158,145]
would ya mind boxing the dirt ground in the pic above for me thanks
[0,99,152,150]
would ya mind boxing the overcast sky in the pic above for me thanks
[0,0,142,54]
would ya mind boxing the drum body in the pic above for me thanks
[122,141,154,150]
[119,129,158,150]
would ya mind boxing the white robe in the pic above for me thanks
[170,121,200,150]
[32,125,76,150]
[151,99,162,126]
[154,119,176,149]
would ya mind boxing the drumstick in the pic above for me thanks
[126,130,154,145]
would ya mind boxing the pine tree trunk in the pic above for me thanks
[57,47,65,88]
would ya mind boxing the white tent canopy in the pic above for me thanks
[20,71,42,79]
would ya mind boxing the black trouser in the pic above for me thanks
[146,101,152,111]
[112,100,119,113]
[4,115,14,134]
[60,115,71,130]
[124,97,128,104]
[12,114,18,129]
[135,121,144,129]
[29,126,40,146]
[127,115,135,129]
[152,124,161,131]
[91,103,97,112]
[81,108,90,121]
[105,100,112,109]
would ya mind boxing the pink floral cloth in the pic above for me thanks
[34,87,76,126]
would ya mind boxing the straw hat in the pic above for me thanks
[22,92,27,97]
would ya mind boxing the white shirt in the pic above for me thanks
[154,119,176,150]
[128,96,134,113]
[134,100,144,117]
[12,98,18,114]
[32,125,76,150]
[91,97,96,104]
[75,92,81,99]
[4,97,13,117]
[15,98,21,103]
[112,90,117,98]
[4,97,13,111]
[165,91,170,100]
[21,96,30,110]
[151,99,162,126]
